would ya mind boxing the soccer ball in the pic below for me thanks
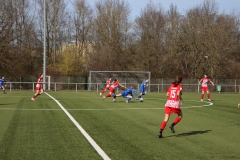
[139,98,143,102]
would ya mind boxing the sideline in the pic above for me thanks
[45,92,111,160]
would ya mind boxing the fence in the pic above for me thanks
[4,80,240,93]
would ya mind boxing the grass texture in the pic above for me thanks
[0,91,239,160]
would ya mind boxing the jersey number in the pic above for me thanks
[170,90,177,98]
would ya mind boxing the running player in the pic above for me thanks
[31,73,44,101]
[100,78,112,96]
[158,75,183,138]
[0,76,6,94]
[102,79,126,102]
[138,78,149,99]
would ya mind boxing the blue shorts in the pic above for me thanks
[140,87,145,93]
[121,92,128,98]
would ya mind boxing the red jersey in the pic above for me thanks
[106,79,111,88]
[200,78,211,87]
[110,81,120,89]
[36,76,43,88]
[165,84,183,108]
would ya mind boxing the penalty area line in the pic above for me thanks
[45,92,111,160]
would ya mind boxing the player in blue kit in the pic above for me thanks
[112,86,139,103]
[138,78,149,99]
[0,76,6,94]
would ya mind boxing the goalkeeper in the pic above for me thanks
[112,86,139,103]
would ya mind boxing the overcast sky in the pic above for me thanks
[87,0,240,18]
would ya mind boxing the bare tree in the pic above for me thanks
[134,1,166,78]
[71,0,93,75]
[213,13,240,78]
[163,4,184,77]
[90,0,132,71]
[0,0,40,80]
[180,0,240,78]
[1,0,240,80]
[35,0,69,72]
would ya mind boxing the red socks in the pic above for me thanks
[207,94,210,99]
[160,117,181,130]
[160,121,167,130]
[105,94,111,98]
[201,94,210,99]
[173,117,181,125]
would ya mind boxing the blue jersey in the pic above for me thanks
[140,81,147,93]
[140,81,147,89]
[0,79,5,87]
[121,88,139,98]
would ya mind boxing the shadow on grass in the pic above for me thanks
[0,103,17,105]
[106,100,140,103]
[166,130,212,137]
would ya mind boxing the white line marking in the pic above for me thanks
[45,92,111,160]
[0,100,213,111]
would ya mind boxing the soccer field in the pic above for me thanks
[0,91,239,160]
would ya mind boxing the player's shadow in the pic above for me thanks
[117,101,139,103]
[166,130,211,137]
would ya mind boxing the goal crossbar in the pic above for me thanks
[88,71,151,92]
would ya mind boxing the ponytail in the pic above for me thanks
[172,75,182,87]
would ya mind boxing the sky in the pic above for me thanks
[87,0,240,19]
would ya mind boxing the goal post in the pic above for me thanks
[46,75,51,90]
[88,71,151,92]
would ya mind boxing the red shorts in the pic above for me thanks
[164,107,181,115]
[201,87,209,91]
[105,86,110,90]
[109,87,115,93]
[36,87,43,91]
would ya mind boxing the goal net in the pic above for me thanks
[88,71,151,92]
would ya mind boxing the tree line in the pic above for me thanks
[0,0,240,81]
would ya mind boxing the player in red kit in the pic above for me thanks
[31,73,44,101]
[158,75,183,138]
[199,75,214,101]
[102,79,126,102]
[100,78,112,96]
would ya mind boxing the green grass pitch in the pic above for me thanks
[0,91,240,160]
